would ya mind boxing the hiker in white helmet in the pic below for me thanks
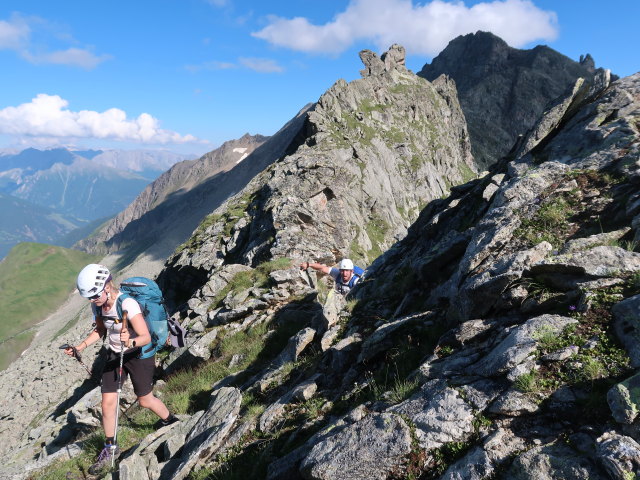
[300,258,363,295]
[64,264,178,474]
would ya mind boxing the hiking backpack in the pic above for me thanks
[115,276,185,359]
[351,265,365,285]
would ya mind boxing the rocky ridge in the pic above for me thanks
[158,44,475,308]
[1,47,640,480]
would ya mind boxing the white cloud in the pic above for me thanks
[238,57,284,73]
[0,13,110,69]
[185,60,238,73]
[0,15,30,49]
[0,94,201,145]
[185,58,283,73]
[252,0,558,56]
[22,47,112,69]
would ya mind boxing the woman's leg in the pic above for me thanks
[138,392,170,419]
[127,354,172,420]
[101,392,118,438]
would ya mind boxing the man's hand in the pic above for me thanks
[299,261,309,270]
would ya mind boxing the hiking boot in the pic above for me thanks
[155,413,179,429]
[88,444,119,475]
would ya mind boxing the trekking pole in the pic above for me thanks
[59,344,92,376]
[112,310,128,469]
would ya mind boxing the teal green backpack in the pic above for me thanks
[115,276,172,359]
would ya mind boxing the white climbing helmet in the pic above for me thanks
[338,259,354,270]
[77,264,111,298]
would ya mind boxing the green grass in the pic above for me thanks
[459,162,477,183]
[163,309,306,415]
[532,324,567,353]
[514,371,539,393]
[515,195,577,249]
[365,213,390,260]
[386,377,420,404]
[25,435,105,480]
[163,322,270,414]
[0,242,100,370]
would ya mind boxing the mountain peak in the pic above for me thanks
[418,31,604,170]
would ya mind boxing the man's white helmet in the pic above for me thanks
[338,258,354,270]
[77,264,111,298]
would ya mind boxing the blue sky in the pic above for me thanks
[0,0,637,156]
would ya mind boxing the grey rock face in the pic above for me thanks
[506,442,606,479]
[168,387,241,480]
[596,432,640,479]
[299,413,412,480]
[531,246,640,278]
[259,375,320,433]
[358,311,434,362]
[613,295,640,367]
[119,452,150,480]
[608,375,640,424]
[390,379,475,449]
[487,390,540,416]
[471,314,577,377]
[419,31,607,169]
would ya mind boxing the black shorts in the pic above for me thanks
[101,349,155,397]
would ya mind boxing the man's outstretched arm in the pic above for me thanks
[299,261,331,275]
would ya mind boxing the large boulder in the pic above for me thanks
[299,413,412,480]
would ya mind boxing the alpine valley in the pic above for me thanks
[0,32,639,480]
[0,148,195,259]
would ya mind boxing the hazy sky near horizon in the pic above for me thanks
[0,0,637,155]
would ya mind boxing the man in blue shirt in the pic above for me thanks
[300,258,363,295]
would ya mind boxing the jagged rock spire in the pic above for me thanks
[359,44,407,77]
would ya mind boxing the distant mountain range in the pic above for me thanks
[0,193,73,256]
[0,147,195,258]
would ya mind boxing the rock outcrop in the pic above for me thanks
[159,43,475,308]
[418,31,609,170]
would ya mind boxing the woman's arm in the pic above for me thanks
[66,317,105,355]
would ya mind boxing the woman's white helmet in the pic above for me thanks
[77,264,111,298]
[338,258,354,270]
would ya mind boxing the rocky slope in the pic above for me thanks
[143,68,640,480]
[2,45,640,480]
[419,31,606,171]
[0,44,475,478]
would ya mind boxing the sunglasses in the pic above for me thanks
[88,291,103,301]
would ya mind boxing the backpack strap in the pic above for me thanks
[114,293,132,324]
[347,273,361,289]
[91,303,104,327]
